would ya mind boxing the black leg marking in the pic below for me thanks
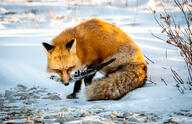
[84,65,96,86]
[84,73,96,86]
[67,80,82,99]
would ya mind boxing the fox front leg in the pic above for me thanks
[84,65,96,86]
[67,80,82,99]
[84,73,96,86]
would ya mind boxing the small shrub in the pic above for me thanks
[152,0,192,93]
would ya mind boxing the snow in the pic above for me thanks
[0,0,192,123]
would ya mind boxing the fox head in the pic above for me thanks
[42,39,81,85]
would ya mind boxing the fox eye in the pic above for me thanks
[56,69,62,74]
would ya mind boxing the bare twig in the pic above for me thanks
[132,0,138,26]
[151,0,192,93]
[176,83,184,94]
[162,67,167,70]
[161,77,168,86]
[147,75,156,85]
[144,55,155,64]
[171,69,185,85]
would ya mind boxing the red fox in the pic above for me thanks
[43,18,147,100]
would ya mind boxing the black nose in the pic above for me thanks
[64,83,69,86]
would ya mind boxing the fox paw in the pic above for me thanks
[66,93,78,99]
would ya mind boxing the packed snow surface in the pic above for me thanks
[0,0,192,123]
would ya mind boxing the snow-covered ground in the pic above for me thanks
[0,0,192,123]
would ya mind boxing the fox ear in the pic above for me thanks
[66,39,76,54]
[42,42,54,52]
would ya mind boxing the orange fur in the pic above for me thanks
[43,18,147,100]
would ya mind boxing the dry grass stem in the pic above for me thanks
[144,55,155,64]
